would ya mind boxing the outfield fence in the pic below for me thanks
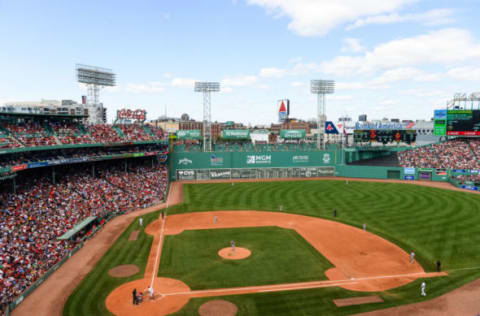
[177,166,336,180]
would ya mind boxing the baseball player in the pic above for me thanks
[161,211,165,220]
[230,240,236,252]
[410,251,415,263]
[139,218,143,226]
[213,216,218,224]
[148,286,154,300]
[363,223,366,231]
[132,288,137,305]
[421,282,426,296]
[279,205,283,211]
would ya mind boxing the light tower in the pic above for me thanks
[76,64,116,107]
[311,80,335,150]
[194,82,220,152]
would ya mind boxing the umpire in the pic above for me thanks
[132,288,137,305]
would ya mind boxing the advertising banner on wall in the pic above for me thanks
[177,130,201,140]
[222,130,250,139]
[280,129,306,139]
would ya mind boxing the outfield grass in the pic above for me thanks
[175,181,480,272]
[64,180,480,315]
[158,226,334,289]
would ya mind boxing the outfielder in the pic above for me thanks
[421,282,426,296]
[139,217,143,226]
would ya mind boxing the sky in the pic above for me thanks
[0,0,479,125]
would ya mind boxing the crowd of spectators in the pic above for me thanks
[398,139,480,170]
[0,145,166,169]
[454,173,480,185]
[1,122,57,147]
[0,120,167,149]
[0,160,168,309]
[51,122,95,145]
[116,124,155,142]
[0,137,21,149]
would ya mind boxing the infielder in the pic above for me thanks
[230,240,236,252]
[410,251,415,263]
[421,282,426,296]
[363,223,366,231]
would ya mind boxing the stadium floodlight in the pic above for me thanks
[76,64,116,107]
[194,82,220,152]
[311,80,335,150]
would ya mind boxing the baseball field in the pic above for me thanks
[61,179,480,316]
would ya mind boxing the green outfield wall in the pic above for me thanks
[170,148,452,183]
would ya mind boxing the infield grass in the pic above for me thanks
[63,210,161,316]
[64,180,480,315]
[158,226,334,289]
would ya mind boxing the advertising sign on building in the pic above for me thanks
[278,99,290,123]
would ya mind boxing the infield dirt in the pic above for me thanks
[11,178,480,316]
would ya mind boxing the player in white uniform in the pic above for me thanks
[421,282,426,296]
[410,251,415,263]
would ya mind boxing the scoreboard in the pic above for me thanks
[446,110,480,136]
[354,130,416,144]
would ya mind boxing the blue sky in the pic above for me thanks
[1,0,479,124]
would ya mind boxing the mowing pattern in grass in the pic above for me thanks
[65,180,480,315]
[63,211,160,316]
[173,181,480,272]
[158,226,333,289]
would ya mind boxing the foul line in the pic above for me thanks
[161,271,446,297]
[150,196,169,289]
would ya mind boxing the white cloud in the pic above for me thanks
[171,77,196,87]
[372,67,441,84]
[341,38,365,53]
[346,8,455,30]
[291,81,307,87]
[336,82,365,90]
[322,28,480,76]
[446,67,480,81]
[126,82,165,93]
[403,88,450,98]
[222,75,258,87]
[247,0,417,36]
[259,67,287,78]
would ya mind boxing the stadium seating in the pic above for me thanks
[0,161,168,307]
[398,139,480,170]
[0,120,167,149]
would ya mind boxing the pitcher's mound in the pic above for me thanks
[218,247,251,260]
[199,300,238,316]
[108,264,139,278]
